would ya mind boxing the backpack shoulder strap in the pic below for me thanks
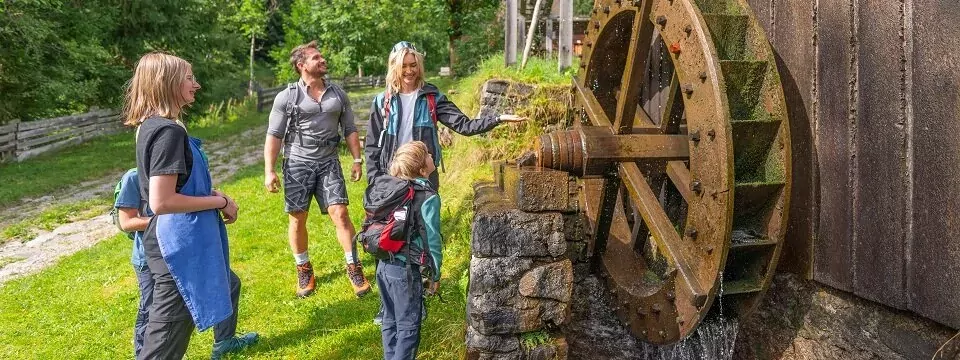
[283,83,300,145]
[382,90,393,130]
[426,93,438,127]
[407,184,436,265]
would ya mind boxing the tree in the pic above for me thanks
[274,0,448,80]
[226,0,272,94]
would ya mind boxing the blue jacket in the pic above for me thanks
[365,83,501,184]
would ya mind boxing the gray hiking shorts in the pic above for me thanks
[282,157,348,214]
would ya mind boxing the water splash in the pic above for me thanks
[637,316,740,360]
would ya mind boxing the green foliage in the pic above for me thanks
[273,0,449,81]
[520,330,552,349]
[227,0,269,38]
[449,0,503,75]
[575,0,596,16]
[0,0,260,123]
[450,53,576,118]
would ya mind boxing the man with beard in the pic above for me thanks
[264,40,370,298]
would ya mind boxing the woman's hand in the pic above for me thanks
[213,190,239,224]
[498,114,527,123]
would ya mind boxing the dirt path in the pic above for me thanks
[0,127,264,285]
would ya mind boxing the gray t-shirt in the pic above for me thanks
[267,79,357,162]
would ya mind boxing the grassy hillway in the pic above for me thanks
[0,57,572,359]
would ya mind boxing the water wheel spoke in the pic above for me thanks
[573,76,613,127]
[659,74,680,133]
[633,107,660,134]
[593,176,623,254]
[619,161,705,299]
[666,160,692,203]
[613,2,657,134]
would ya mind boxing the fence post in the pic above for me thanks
[256,86,264,112]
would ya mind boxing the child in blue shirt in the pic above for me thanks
[113,169,154,357]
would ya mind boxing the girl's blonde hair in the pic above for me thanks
[385,47,425,94]
[389,141,429,180]
[122,52,193,126]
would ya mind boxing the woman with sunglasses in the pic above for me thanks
[365,41,525,191]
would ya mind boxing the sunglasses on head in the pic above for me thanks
[392,41,418,54]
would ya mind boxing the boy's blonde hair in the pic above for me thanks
[389,141,429,180]
[385,47,425,94]
[122,52,193,126]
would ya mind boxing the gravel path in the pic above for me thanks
[0,127,264,285]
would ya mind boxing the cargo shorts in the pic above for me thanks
[282,157,348,214]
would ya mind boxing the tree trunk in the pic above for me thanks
[248,34,256,95]
[447,0,463,75]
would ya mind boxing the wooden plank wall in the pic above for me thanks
[742,0,960,329]
[0,110,123,163]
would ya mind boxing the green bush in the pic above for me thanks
[0,0,251,123]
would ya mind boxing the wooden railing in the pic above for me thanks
[257,75,385,112]
[0,109,124,163]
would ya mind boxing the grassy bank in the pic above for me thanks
[0,58,571,358]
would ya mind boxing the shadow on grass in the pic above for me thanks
[243,294,382,358]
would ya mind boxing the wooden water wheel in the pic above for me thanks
[536,0,791,344]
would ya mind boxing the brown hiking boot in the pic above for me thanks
[296,261,316,298]
[346,262,371,298]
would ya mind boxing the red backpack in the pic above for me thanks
[358,184,415,257]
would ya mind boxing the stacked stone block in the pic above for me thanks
[466,163,583,360]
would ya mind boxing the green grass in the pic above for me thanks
[0,149,485,359]
[0,66,571,358]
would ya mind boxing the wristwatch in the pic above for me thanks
[353,158,363,164]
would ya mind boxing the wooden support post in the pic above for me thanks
[521,0,546,69]
[545,17,554,57]
[558,0,573,71]
[505,0,518,66]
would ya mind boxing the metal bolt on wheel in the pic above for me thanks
[536,0,791,344]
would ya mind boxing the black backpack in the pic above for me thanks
[357,177,436,270]
[281,82,346,152]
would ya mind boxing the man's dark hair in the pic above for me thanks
[289,40,319,74]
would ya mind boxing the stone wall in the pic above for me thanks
[466,163,583,360]
[467,164,959,359]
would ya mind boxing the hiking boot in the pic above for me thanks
[346,262,371,298]
[211,332,259,360]
[296,261,316,298]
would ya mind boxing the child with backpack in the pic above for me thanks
[112,168,155,357]
[359,141,442,360]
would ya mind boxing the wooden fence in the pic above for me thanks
[0,109,124,163]
[257,75,385,112]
